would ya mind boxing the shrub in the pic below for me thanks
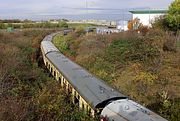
[58,21,68,28]
[152,15,169,30]
[75,27,85,37]
[107,36,160,64]
[166,0,180,32]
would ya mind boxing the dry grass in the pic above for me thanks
[53,29,180,120]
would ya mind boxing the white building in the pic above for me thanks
[129,10,167,27]
[116,20,128,31]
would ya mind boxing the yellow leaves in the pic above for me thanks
[133,72,157,85]
[131,62,142,73]
[97,70,108,79]
[128,18,143,30]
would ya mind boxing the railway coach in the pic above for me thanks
[40,32,168,121]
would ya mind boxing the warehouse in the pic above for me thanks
[129,9,167,27]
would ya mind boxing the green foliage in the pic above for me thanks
[152,16,169,30]
[75,27,86,37]
[53,30,86,57]
[156,91,180,121]
[106,37,159,64]
[107,39,131,63]
[51,30,180,121]
[58,21,68,28]
[53,34,69,52]
[166,0,180,32]
[68,23,95,29]
[0,22,63,29]
[0,23,6,29]
[33,81,94,121]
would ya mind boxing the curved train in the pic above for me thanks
[40,31,167,121]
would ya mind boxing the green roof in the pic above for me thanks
[129,10,168,14]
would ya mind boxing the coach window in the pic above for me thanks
[89,108,91,115]
[54,71,56,77]
[51,67,53,73]
[74,93,79,105]
[63,79,66,89]
[69,85,72,93]
[82,103,84,110]
[67,84,70,91]
[59,77,61,83]
[86,105,88,113]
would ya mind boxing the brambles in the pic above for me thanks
[0,30,94,121]
[53,27,180,120]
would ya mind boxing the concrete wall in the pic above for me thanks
[133,13,164,26]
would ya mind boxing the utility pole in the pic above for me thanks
[85,0,88,21]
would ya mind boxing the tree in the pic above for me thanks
[58,21,68,28]
[0,23,6,29]
[152,15,169,30]
[166,0,180,32]
[128,18,143,30]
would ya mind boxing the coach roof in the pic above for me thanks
[41,41,59,55]
[46,51,126,108]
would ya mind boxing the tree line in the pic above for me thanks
[0,21,68,29]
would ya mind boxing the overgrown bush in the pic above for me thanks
[106,36,160,64]
[53,28,180,121]
[0,30,94,121]
[58,21,68,28]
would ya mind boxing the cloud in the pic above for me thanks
[0,0,173,20]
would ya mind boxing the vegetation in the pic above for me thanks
[68,23,96,29]
[53,25,180,120]
[0,30,95,121]
[128,18,143,30]
[0,21,65,29]
[152,0,180,33]
[58,21,68,28]
[166,0,180,32]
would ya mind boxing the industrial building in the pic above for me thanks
[129,9,167,27]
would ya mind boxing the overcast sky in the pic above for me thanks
[0,0,174,20]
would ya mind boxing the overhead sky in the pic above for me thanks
[0,0,174,20]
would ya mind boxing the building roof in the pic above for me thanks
[129,10,168,14]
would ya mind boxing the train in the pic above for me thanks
[40,31,168,121]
